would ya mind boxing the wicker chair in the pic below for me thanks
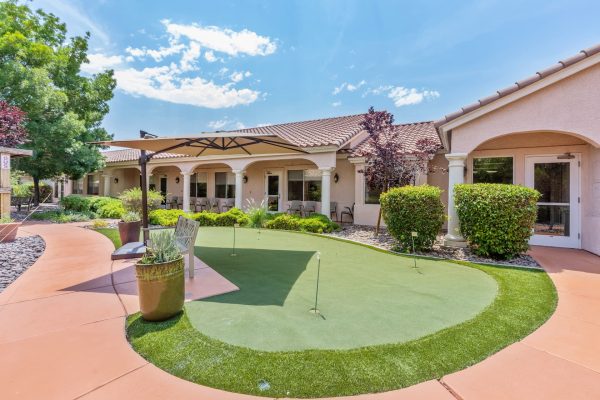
[303,201,316,217]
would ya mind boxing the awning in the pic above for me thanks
[95,131,306,158]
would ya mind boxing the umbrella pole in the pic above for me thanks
[140,133,150,245]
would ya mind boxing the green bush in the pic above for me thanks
[455,183,540,259]
[380,185,445,251]
[61,195,125,218]
[60,195,91,212]
[265,213,339,234]
[192,211,218,227]
[214,208,250,227]
[119,187,163,215]
[149,209,189,227]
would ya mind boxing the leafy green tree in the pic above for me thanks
[0,0,116,203]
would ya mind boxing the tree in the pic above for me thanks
[0,0,116,203]
[356,107,440,234]
[0,100,27,147]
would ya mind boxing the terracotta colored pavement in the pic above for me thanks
[1,224,599,400]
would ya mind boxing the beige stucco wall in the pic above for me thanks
[451,62,600,154]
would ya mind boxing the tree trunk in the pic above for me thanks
[33,176,40,206]
[375,206,382,237]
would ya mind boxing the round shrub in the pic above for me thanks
[192,211,217,227]
[265,214,301,231]
[149,209,189,227]
[380,185,445,251]
[119,187,163,215]
[60,195,92,212]
[454,184,540,259]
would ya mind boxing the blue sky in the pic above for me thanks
[32,0,600,140]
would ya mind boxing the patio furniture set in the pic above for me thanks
[287,201,354,223]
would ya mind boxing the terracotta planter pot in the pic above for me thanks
[118,220,141,245]
[0,222,21,243]
[135,256,184,321]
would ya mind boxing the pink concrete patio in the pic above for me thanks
[1,223,599,399]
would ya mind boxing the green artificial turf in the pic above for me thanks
[94,228,122,249]
[126,228,557,398]
[187,228,496,351]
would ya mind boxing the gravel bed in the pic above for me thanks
[0,235,46,292]
[326,225,540,268]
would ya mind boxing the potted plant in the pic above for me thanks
[118,211,141,245]
[136,230,184,321]
[0,216,20,242]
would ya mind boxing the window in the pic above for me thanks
[190,172,208,197]
[86,174,99,195]
[287,169,322,201]
[215,172,235,198]
[72,178,84,195]
[365,186,382,204]
[473,157,513,184]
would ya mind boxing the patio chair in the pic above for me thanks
[303,201,316,217]
[208,198,220,212]
[221,198,235,212]
[194,197,208,212]
[287,200,303,216]
[330,201,338,221]
[340,203,354,223]
[176,196,184,209]
[166,196,179,210]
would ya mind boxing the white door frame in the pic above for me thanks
[525,154,581,248]
[264,169,283,212]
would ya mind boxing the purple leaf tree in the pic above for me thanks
[0,101,28,148]
[356,107,440,234]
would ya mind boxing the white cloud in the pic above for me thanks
[387,87,440,107]
[180,42,201,71]
[207,118,247,130]
[114,65,260,109]
[204,50,218,62]
[208,119,229,129]
[229,71,251,83]
[163,20,277,57]
[332,80,366,95]
[332,101,342,107]
[362,85,440,107]
[125,44,185,62]
[81,53,123,74]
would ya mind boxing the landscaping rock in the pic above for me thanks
[326,225,540,268]
[0,235,45,292]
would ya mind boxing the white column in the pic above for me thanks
[443,153,468,247]
[320,168,332,219]
[233,169,244,209]
[182,172,191,212]
[102,174,111,196]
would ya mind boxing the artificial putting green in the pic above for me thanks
[186,227,497,351]
[127,228,557,398]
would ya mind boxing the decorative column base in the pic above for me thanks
[443,234,468,248]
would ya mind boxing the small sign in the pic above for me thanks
[411,231,418,237]
[234,223,240,228]
[0,154,9,170]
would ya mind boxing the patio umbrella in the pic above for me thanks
[94,130,307,243]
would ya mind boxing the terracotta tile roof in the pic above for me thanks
[102,149,187,163]
[224,113,367,147]
[435,42,600,127]
[351,121,440,156]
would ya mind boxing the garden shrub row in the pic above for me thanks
[149,208,250,228]
[148,208,338,233]
[264,213,339,233]
[60,195,125,219]
[380,185,445,251]
[455,183,540,259]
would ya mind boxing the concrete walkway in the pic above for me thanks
[1,223,599,399]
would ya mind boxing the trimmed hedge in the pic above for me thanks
[265,213,339,233]
[380,185,445,251]
[149,208,250,228]
[455,184,540,259]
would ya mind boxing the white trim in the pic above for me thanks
[439,52,600,147]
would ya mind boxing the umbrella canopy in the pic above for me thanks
[95,131,306,157]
